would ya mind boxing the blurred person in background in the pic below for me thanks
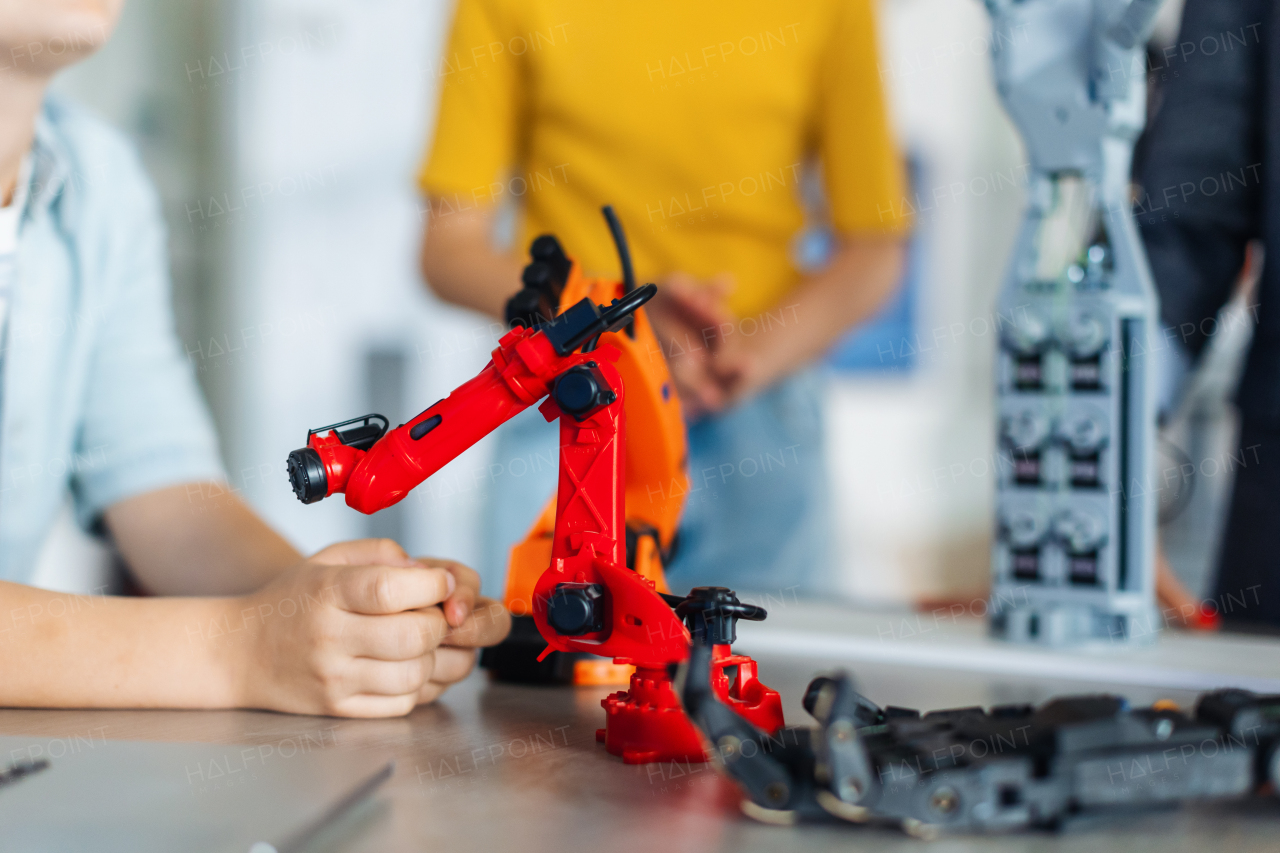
[1137,0,1278,630]
[419,1,909,594]
[0,0,508,715]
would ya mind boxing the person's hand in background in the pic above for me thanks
[229,539,509,718]
[710,235,908,409]
[644,272,737,420]
[707,325,786,409]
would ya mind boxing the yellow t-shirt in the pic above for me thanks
[420,0,908,319]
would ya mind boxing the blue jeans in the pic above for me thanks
[477,369,832,598]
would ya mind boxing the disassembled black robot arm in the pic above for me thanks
[680,635,1280,835]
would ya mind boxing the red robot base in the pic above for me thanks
[287,244,783,764]
[599,642,784,764]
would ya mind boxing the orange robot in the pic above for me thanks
[480,207,689,686]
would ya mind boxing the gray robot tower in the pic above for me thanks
[985,0,1164,644]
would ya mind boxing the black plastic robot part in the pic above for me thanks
[553,363,617,419]
[674,587,766,645]
[286,448,327,504]
[541,285,656,357]
[505,235,573,330]
[546,583,606,635]
[680,635,1280,834]
[478,616,578,685]
[504,207,641,336]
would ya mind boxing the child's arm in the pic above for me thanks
[0,538,510,716]
[419,201,523,319]
[102,481,509,686]
[102,482,302,596]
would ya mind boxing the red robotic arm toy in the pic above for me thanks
[289,286,690,661]
[287,215,783,763]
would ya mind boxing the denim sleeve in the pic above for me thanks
[70,147,226,530]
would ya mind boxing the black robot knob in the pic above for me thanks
[546,583,605,635]
[505,288,546,329]
[286,447,327,504]
[529,234,572,287]
[506,238,570,329]
[553,364,616,418]
[675,587,766,645]
[522,261,555,293]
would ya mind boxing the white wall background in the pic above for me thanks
[828,0,1027,604]
[216,0,496,570]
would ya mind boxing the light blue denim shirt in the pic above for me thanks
[1,96,225,582]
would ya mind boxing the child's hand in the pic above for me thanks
[411,556,511,705]
[424,557,484,629]
[225,539,506,717]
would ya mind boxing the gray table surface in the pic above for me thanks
[2,611,1278,853]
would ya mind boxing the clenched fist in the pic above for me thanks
[223,539,509,717]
